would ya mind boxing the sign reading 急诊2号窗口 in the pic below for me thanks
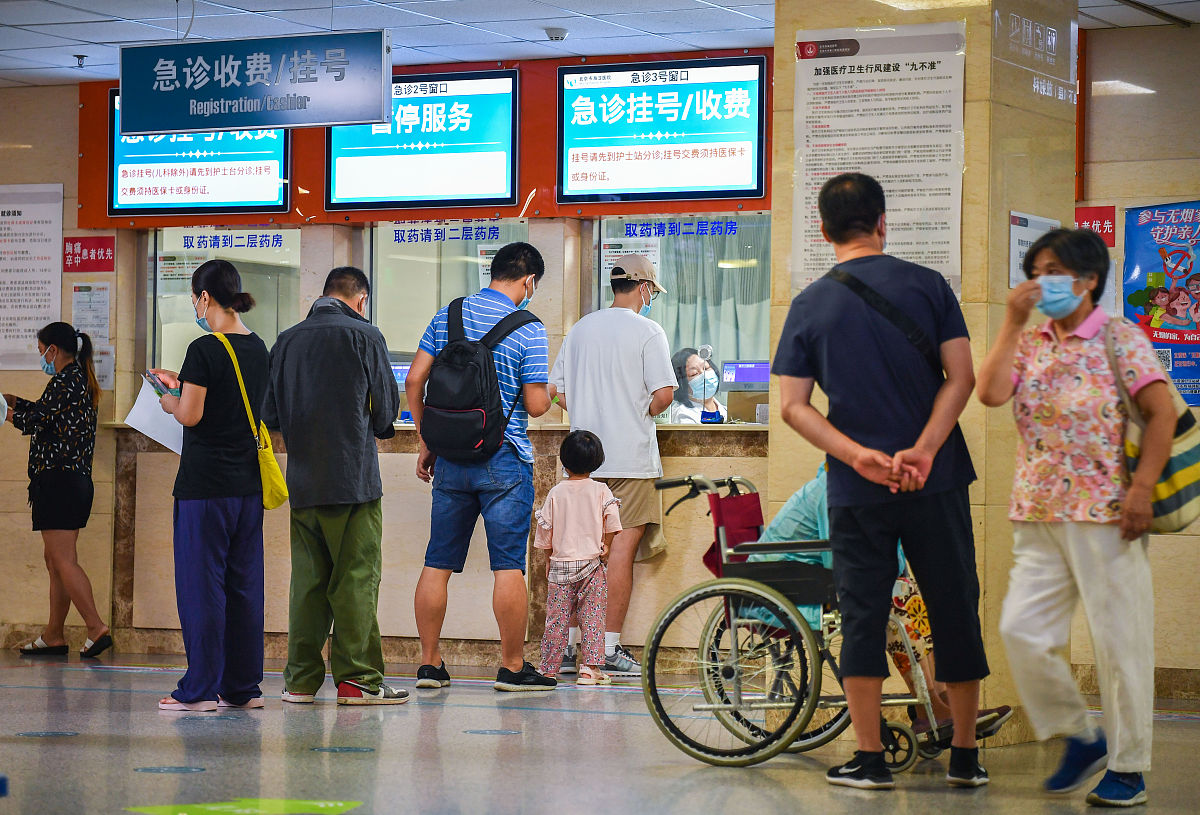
[119,31,391,135]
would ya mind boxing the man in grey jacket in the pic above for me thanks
[261,267,407,705]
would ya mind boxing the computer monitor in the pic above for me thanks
[721,360,770,393]
[391,363,411,388]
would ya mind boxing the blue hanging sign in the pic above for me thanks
[326,70,518,210]
[1121,200,1200,405]
[558,56,766,204]
[119,30,391,135]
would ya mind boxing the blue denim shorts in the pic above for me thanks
[426,444,534,573]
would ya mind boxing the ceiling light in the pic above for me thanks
[1091,80,1155,96]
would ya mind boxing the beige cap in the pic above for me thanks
[610,254,666,293]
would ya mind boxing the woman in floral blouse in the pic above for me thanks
[5,321,110,659]
[978,228,1173,807]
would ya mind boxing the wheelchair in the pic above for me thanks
[642,474,949,768]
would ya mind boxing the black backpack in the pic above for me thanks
[420,297,541,462]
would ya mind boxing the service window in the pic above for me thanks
[149,227,301,371]
[370,219,530,355]
[595,212,771,423]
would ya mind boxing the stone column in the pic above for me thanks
[769,0,1079,743]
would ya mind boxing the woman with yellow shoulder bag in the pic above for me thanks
[151,259,274,713]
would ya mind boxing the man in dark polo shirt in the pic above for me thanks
[773,173,988,790]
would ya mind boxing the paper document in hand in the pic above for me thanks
[124,378,184,455]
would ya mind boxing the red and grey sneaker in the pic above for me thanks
[336,680,409,705]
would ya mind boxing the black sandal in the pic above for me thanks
[19,637,68,656]
[80,633,113,658]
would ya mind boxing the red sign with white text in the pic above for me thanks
[1074,205,1116,247]
[64,236,115,272]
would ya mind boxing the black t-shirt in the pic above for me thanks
[173,332,270,500]
[772,255,976,507]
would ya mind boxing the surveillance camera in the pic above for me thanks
[545,27,568,42]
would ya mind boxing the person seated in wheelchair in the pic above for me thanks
[750,465,1012,741]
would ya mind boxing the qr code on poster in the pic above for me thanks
[1156,349,1172,371]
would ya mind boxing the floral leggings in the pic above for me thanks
[540,565,607,675]
[885,566,934,676]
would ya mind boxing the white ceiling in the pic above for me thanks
[0,0,1193,88]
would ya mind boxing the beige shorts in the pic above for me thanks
[596,477,666,561]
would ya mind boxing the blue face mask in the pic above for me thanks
[1036,275,1085,320]
[40,349,56,376]
[516,277,534,311]
[689,369,720,402]
[195,298,212,332]
[639,285,653,318]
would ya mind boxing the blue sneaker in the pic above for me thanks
[1087,771,1147,807]
[1046,731,1109,794]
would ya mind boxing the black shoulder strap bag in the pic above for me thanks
[824,265,943,378]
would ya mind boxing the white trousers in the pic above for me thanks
[999,521,1154,772]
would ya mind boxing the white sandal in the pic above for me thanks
[158,697,217,712]
[576,666,611,686]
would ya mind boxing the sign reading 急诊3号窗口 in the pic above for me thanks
[119,31,391,135]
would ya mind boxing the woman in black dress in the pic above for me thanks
[5,321,110,658]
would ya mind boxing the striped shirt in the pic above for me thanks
[419,287,549,463]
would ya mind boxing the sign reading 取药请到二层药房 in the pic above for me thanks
[119,31,391,135]
[557,56,766,204]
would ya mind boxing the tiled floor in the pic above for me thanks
[1,652,1198,814]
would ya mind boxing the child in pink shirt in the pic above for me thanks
[535,431,622,685]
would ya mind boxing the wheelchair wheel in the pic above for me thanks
[917,740,944,761]
[881,721,919,773]
[643,578,820,767]
[787,616,852,752]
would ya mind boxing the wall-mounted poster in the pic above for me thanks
[792,21,966,297]
[0,184,63,369]
[1121,200,1200,404]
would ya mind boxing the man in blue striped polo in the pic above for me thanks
[406,242,555,691]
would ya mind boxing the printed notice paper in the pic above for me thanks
[792,22,966,296]
[0,184,63,369]
[124,379,184,455]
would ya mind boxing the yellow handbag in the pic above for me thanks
[214,332,289,511]
[1104,320,1200,533]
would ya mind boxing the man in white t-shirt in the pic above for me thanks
[549,255,677,676]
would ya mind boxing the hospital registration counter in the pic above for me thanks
[109,424,768,664]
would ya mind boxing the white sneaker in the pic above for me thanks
[281,690,315,704]
[603,644,642,677]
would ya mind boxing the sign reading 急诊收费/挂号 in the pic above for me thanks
[119,31,391,135]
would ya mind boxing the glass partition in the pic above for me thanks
[595,212,771,423]
[150,227,301,371]
[371,219,530,355]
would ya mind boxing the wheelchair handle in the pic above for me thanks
[654,475,758,495]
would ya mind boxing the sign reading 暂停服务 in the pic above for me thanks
[119,30,390,135]
[558,56,766,203]
[327,70,517,209]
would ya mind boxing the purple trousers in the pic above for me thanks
[172,494,264,705]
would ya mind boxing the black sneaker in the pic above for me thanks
[415,662,451,689]
[494,661,557,692]
[947,746,990,787]
[826,751,895,790]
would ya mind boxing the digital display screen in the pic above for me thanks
[557,56,766,204]
[391,363,410,386]
[326,70,518,210]
[108,90,289,216]
[721,360,770,392]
